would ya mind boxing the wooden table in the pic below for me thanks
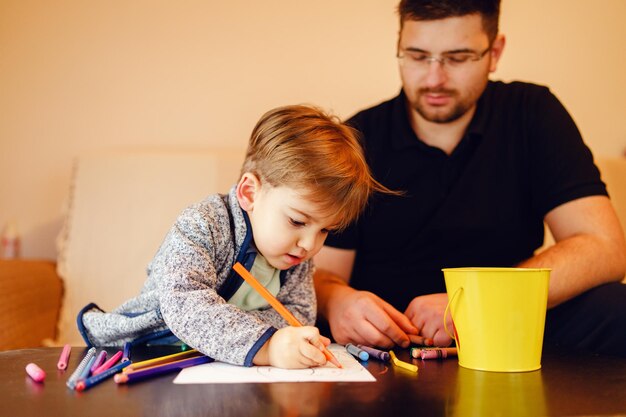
[1,346,625,416]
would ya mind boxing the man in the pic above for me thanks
[314,0,626,356]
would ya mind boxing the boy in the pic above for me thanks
[78,104,387,368]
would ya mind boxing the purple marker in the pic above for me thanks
[90,351,107,373]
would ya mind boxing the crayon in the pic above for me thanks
[25,363,46,383]
[421,349,447,360]
[115,355,212,384]
[92,350,122,376]
[345,343,369,361]
[123,349,201,373]
[389,350,418,373]
[122,342,132,362]
[357,345,390,362]
[90,351,107,373]
[75,360,130,392]
[66,347,97,389]
[57,344,71,370]
[233,262,342,369]
[410,347,458,359]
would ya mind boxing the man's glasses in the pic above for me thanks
[397,46,491,71]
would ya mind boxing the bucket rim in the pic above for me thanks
[441,267,551,273]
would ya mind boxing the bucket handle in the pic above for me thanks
[443,287,462,349]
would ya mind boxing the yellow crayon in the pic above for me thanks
[389,350,418,373]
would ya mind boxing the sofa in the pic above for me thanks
[1,152,625,350]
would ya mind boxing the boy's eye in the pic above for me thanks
[289,218,305,227]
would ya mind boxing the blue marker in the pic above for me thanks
[345,343,369,361]
[75,360,130,392]
[122,342,132,362]
[66,347,97,389]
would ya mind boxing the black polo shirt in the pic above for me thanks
[325,80,607,311]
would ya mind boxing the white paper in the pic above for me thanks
[173,344,375,384]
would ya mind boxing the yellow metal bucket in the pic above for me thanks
[443,267,550,372]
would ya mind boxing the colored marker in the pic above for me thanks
[90,351,107,373]
[233,262,342,369]
[123,349,201,373]
[345,343,369,361]
[57,344,72,370]
[357,345,390,362]
[75,360,130,392]
[25,363,46,382]
[122,342,132,362]
[92,350,123,376]
[115,355,212,384]
[389,350,418,373]
[66,347,97,389]
[76,355,96,385]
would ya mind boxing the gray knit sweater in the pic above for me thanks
[78,187,317,366]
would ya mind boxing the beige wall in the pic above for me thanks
[1,0,625,260]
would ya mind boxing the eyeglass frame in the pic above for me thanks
[396,45,492,70]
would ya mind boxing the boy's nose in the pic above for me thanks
[297,233,317,252]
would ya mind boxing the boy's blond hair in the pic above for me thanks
[241,104,390,231]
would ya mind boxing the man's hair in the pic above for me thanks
[398,0,501,43]
[241,104,389,230]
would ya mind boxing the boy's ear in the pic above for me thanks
[236,172,261,211]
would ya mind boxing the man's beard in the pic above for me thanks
[412,88,473,124]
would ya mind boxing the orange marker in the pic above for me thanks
[233,262,342,368]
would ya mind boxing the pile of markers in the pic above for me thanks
[25,342,212,392]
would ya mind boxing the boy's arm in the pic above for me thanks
[156,205,276,366]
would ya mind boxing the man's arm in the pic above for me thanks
[313,246,418,348]
[403,195,626,345]
[520,195,626,307]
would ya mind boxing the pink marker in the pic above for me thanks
[92,350,122,376]
[26,363,46,382]
[57,344,72,370]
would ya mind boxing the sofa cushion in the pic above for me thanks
[56,150,244,345]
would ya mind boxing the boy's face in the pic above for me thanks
[237,174,338,270]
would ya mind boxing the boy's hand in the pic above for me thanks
[254,326,329,369]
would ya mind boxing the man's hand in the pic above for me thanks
[404,293,454,347]
[314,246,417,349]
[325,284,418,349]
